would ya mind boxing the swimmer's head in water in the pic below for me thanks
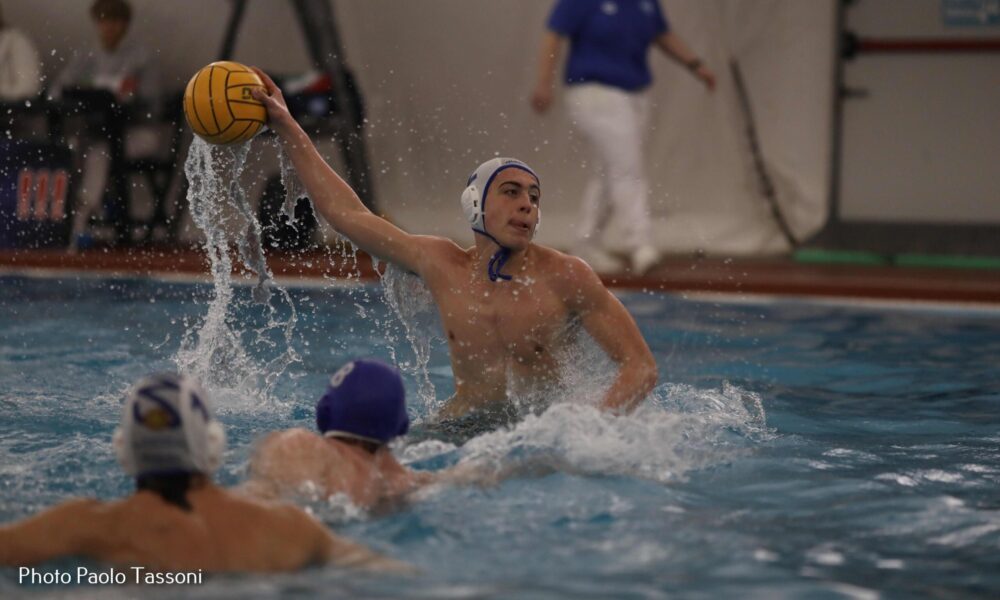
[461,157,541,281]
[114,373,226,478]
[316,359,410,446]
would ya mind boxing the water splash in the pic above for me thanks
[404,382,770,485]
[276,136,308,221]
[520,326,618,412]
[379,264,443,415]
[174,137,300,405]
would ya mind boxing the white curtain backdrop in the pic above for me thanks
[12,0,837,255]
[332,0,837,254]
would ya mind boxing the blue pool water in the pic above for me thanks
[1,273,999,598]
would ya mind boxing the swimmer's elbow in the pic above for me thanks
[632,353,660,399]
[616,356,658,412]
[627,349,657,379]
[637,355,659,395]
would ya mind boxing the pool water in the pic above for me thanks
[1,274,999,598]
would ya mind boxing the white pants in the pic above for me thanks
[72,127,161,239]
[565,83,653,252]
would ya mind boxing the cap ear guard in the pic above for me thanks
[461,180,484,231]
[113,427,135,475]
[202,421,226,473]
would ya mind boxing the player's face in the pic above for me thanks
[484,169,540,250]
[95,18,129,51]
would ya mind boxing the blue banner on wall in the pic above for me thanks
[942,0,1000,26]
[0,141,74,249]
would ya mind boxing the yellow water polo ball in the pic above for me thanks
[183,61,267,145]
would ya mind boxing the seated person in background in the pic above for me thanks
[48,0,162,246]
[49,0,159,111]
[0,2,41,103]
[246,359,495,509]
[0,372,407,573]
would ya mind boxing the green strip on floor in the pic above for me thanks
[794,249,1000,270]
[894,254,1000,270]
[793,249,889,266]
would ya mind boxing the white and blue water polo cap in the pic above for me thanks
[114,373,226,477]
[460,157,540,236]
[460,157,540,281]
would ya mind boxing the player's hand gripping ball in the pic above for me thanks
[183,61,267,145]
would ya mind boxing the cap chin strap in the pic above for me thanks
[488,248,512,282]
[473,228,513,282]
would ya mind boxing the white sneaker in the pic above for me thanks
[630,245,661,275]
[575,244,624,274]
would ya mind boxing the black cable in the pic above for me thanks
[729,59,799,248]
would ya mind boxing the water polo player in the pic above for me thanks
[246,359,439,508]
[246,359,528,508]
[251,68,657,423]
[0,373,405,572]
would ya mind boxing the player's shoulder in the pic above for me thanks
[421,235,467,257]
[412,234,462,252]
[533,245,611,311]
[101,494,173,528]
[409,235,469,269]
[271,426,323,443]
[534,244,602,283]
[257,427,327,456]
[48,497,105,520]
[238,489,322,531]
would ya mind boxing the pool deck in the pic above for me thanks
[1,247,998,305]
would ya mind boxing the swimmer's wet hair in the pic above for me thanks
[137,473,195,512]
[91,0,131,22]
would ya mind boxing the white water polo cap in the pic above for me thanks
[460,158,540,281]
[114,373,226,477]
[460,157,540,236]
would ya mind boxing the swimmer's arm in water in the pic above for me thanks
[434,455,571,488]
[0,498,103,565]
[560,257,658,414]
[265,499,401,572]
[250,67,444,277]
[302,510,415,573]
[435,460,528,487]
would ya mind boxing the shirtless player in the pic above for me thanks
[246,360,544,508]
[251,68,658,420]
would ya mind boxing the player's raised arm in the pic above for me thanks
[250,67,430,275]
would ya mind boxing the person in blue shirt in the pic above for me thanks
[532,0,715,275]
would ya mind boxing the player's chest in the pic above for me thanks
[437,284,568,350]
